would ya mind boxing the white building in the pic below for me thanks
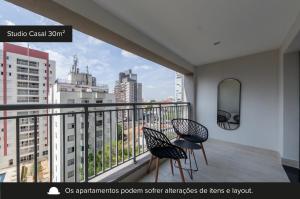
[0,43,56,170]
[49,57,116,182]
[175,72,185,102]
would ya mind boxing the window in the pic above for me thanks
[17,74,28,80]
[67,99,75,104]
[96,120,103,126]
[29,75,39,81]
[42,150,48,155]
[96,100,103,104]
[9,159,13,166]
[8,65,11,68]
[18,89,28,95]
[67,159,74,166]
[29,61,38,67]
[67,135,75,141]
[67,147,75,154]
[29,83,39,88]
[67,171,74,178]
[29,68,38,74]
[67,123,75,129]
[17,58,28,65]
[18,82,28,88]
[17,66,28,73]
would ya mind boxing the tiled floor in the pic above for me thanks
[138,139,290,182]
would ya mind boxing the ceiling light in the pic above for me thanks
[213,41,221,46]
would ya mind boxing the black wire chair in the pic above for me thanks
[171,119,209,165]
[143,127,187,182]
[217,110,231,129]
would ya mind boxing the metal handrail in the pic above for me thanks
[0,102,190,111]
[0,102,191,183]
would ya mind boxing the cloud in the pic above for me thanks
[3,20,15,25]
[87,35,104,45]
[133,65,152,70]
[121,50,138,58]
[45,49,72,80]
[146,85,155,89]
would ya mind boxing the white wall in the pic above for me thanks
[196,50,281,152]
[282,52,299,166]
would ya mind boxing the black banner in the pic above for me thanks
[0,25,72,42]
[1,183,300,199]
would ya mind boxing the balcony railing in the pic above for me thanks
[0,102,190,182]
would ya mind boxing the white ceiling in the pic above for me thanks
[93,0,300,66]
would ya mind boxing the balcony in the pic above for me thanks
[0,102,190,182]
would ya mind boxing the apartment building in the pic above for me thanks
[49,57,116,182]
[175,72,185,102]
[114,69,142,104]
[0,42,56,170]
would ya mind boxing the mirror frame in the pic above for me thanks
[217,78,241,130]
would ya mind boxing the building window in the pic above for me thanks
[42,150,48,155]
[67,135,75,141]
[9,159,13,165]
[67,99,75,104]
[67,147,75,154]
[96,100,103,104]
[67,159,75,166]
[8,65,11,68]
[67,171,74,178]
[67,123,75,129]
[17,58,28,65]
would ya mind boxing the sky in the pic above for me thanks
[0,0,177,101]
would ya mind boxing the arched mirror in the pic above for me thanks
[217,78,241,130]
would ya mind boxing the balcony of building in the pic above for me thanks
[1,0,300,183]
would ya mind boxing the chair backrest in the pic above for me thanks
[142,127,187,159]
[143,127,171,151]
[217,110,231,120]
[171,119,208,141]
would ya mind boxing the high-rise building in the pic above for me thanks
[175,72,185,102]
[0,43,56,170]
[114,69,142,103]
[49,56,116,182]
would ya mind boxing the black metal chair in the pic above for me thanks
[143,127,187,182]
[217,110,231,129]
[171,119,209,165]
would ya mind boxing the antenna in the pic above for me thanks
[72,55,78,72]
[86,65,89,85]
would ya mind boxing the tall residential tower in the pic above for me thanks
[0,43,56,171]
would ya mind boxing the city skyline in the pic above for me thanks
[0,0,177,101]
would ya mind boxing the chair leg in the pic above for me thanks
[155,158,160,182]
[169,159,174,176]
[200,143,208,165]
[147,155,154,173]
[176,159,185,182]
